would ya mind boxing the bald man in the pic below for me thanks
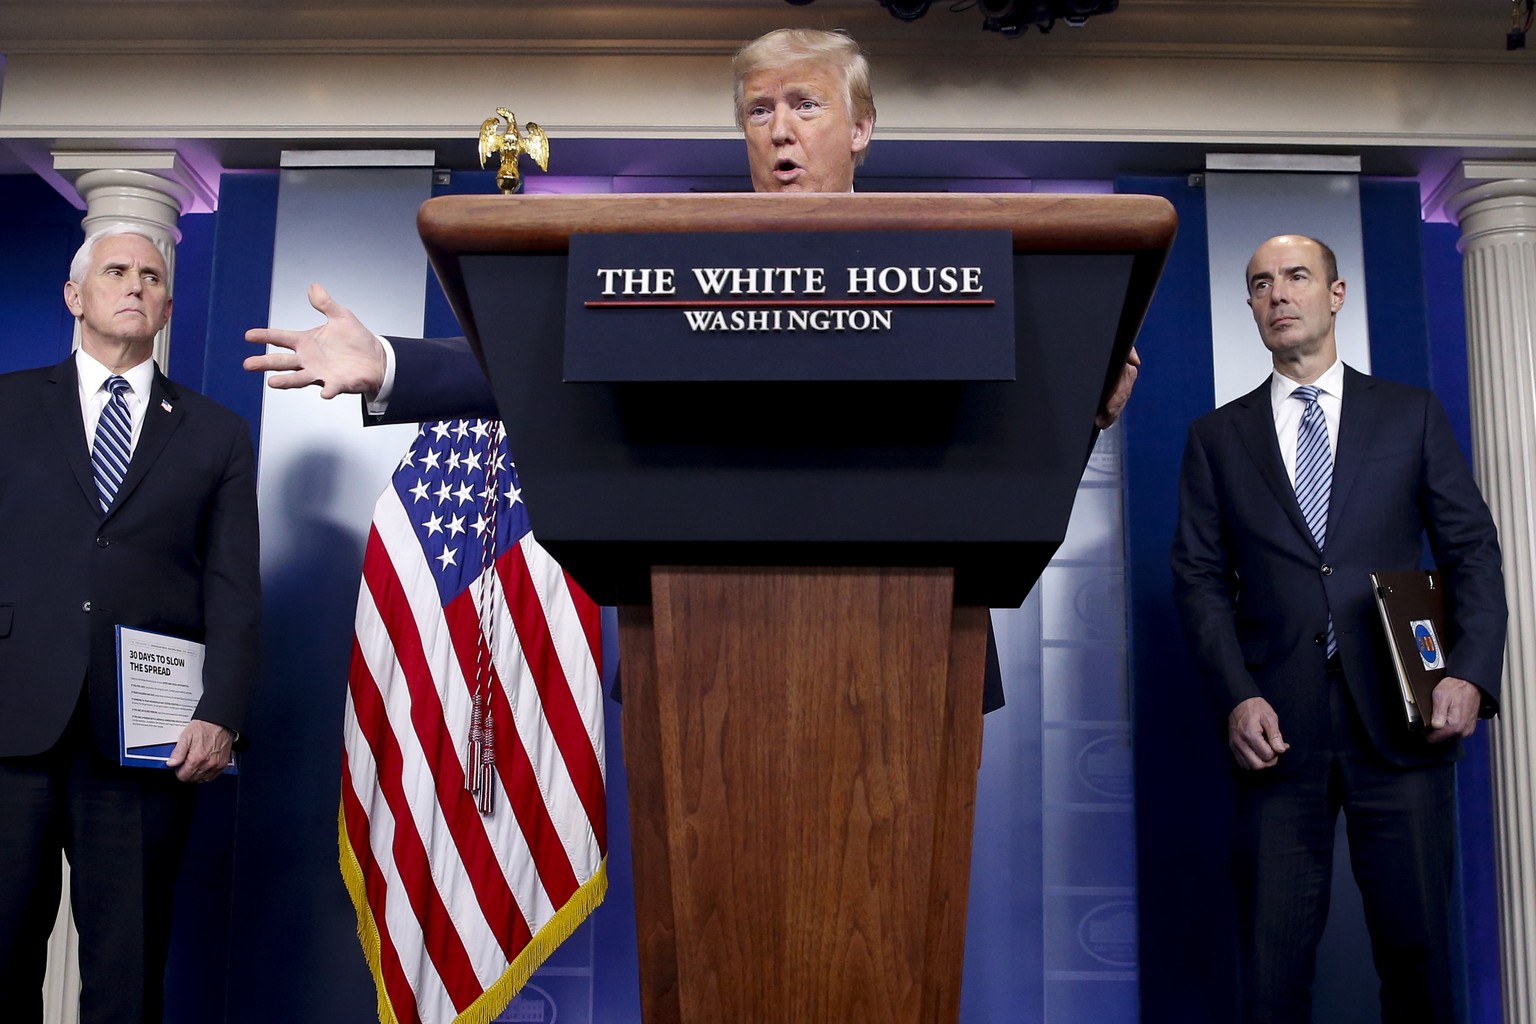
[1172,234,1505,1023]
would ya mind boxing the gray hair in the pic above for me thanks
[69,225,167,289]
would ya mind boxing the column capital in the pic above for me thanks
[1423,160,1536,228]
[52,148,219,218]
[69,168,192,244]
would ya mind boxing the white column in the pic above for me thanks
[53,152,209,369]
[1432,160,1536,1024]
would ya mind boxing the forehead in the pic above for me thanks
[1247,237,1321,278]
[89,234,166,274]
[741,60,844,103]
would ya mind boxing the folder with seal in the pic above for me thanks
[1370,570,1447,731]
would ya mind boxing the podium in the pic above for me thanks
[418,192,1176,1024]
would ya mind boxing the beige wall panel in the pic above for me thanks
[3,50,1534,152]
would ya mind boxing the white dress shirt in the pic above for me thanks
[1270,358,1343,488]
[76,349,156,458]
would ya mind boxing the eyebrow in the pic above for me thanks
[1248,264,1312,286]
[746,83,827,107]
[100,259,164,276]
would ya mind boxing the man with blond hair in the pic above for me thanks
[244,27,1135,428]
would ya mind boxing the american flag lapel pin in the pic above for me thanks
[160,399,172,412]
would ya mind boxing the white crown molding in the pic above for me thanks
[0,0,1531,202]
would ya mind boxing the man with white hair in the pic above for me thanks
[0,226,260,1022]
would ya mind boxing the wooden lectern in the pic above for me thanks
[418,193,1176,1024]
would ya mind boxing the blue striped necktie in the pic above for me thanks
[92,375,133,513]
[1293,384,1335,655]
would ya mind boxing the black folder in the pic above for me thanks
[1370,570,1448,730]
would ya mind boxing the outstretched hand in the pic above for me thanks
[1095,346,1141,430]
[244,283,388,399]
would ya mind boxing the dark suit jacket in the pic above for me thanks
[0,357,261,760]
[1171,365,1505,768]
[364,336,495,426]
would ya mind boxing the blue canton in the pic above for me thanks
[392,419,530,605]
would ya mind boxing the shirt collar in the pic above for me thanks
[1271,358,1344,405]
[75,348,156,401]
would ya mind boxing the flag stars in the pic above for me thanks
[398,421,533,580]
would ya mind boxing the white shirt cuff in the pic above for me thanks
[365,335,397,416]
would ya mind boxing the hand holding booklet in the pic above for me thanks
[1370,570,1448,732]
[116,625,237,773]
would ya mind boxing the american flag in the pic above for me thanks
[340,418,607,1024]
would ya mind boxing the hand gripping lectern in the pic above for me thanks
[417,193,1176,1024]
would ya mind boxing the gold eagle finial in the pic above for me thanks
[477,107,550,194]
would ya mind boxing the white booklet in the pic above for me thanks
[115,626,236,773]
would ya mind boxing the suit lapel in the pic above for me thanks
[39,357,103,514]
[1230,379,1320,550]
[105,369,184,520]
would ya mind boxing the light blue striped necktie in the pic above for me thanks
[1293,384,1335,655]
[92,375,133,513]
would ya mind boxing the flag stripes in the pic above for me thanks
[341,762,427,1024]
[358,540,536,962]
[441,591,580,912]
[496,541,608,851]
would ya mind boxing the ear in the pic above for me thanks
[850,113,874,155]
[1329,277,1346,313]
[159,296,174,330]
[63,280,83,318]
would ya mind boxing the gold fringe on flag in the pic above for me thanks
[338,804,609,1024]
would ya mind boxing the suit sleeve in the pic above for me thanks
[1419,395,1507,710]
[364,336,500,425]
[191,420,262,736]
[1171,422,1263,717]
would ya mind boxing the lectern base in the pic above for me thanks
[619,567,987,1024]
